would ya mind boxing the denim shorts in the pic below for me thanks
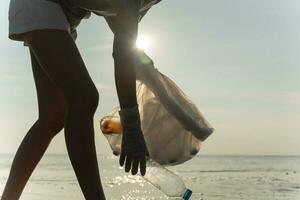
[8,0,71,46]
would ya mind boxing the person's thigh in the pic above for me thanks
[23,29,98,108]
[29,48,65,132]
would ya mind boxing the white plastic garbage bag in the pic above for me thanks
[100,50,214,166]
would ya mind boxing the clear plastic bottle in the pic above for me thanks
[142,159,192,199]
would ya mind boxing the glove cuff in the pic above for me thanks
[118,104,141,131]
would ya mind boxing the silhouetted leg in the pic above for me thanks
[2,29,106,200]
[1,49,66,200]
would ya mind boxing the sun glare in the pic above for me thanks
[136,35,152,50]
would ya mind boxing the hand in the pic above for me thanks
[119,126,148,176]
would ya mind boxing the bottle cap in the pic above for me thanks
[182,188,192,200]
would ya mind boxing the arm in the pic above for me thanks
[105,1,148,176]
[106,0,140,111]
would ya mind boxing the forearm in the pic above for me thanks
[113,39,138,109]
[108,0,140,109]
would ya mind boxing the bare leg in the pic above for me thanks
[1,49,66,200]
[1,29,106,200]
[24,30,106,200]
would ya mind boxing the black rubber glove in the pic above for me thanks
[118,105,149,176]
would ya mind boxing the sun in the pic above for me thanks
[136,35,152,51]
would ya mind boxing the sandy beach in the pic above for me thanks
[0,154,299,200]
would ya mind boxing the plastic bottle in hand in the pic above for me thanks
[143,159,192,200]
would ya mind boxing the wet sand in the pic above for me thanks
[0,154,299,200]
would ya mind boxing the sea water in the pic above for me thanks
[0,154,299,200]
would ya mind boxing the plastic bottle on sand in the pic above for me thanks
[142,159,192,200]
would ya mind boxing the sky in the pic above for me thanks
[0,0,299,155]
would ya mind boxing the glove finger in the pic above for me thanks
[119,151,126,166]
[140,156,146,176]
[131,157,139,175]
[125,155,133,173]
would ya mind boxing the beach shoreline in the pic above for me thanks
[0,154,299,200]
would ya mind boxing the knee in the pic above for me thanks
[37,110,65,139]
[67,83,99,116]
